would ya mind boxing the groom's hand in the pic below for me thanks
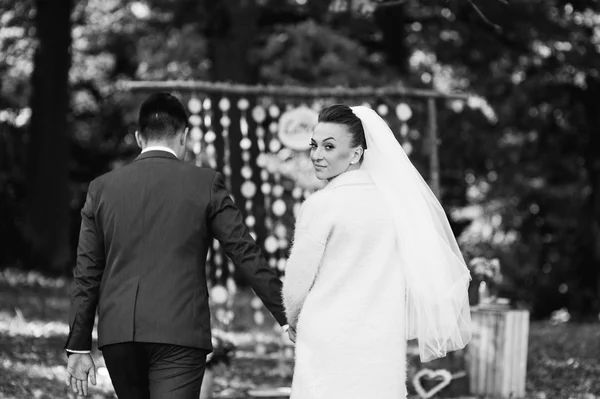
[66,353,97,396]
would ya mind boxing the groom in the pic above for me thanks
[65,92,288,398]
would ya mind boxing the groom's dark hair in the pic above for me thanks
[138,92,189,140]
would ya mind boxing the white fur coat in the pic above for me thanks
[283,170,408,399]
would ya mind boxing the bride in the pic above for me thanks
[282,104,472,399]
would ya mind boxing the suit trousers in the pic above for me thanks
[101,342,210,399]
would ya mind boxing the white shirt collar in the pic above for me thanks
[141,146,178,158]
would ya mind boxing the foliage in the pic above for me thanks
[253,19,398,86]
[0,0,35,108]
[419,0,600,319]
[1,0,599,317]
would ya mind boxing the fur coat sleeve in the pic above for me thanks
[282,194,333,328]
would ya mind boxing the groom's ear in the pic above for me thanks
[180,127,189,145]
[135,131,143,149]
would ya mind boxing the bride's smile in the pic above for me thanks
[309,121,364,182]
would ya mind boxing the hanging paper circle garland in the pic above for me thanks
[183,96,427,297]
[204,131,216,143]
[277,259,287,271]
[251,296,263,310]
[240,138,252,150]
[400,123,409,138]
[188,97,202,114]
[256,154,267,168]
[254,311,265,325]
[238,98,250,111]
[410,129,421,140]
[210,285,229,305]
[226,277,237,296]
[396,103,413,121]
[272,185,284,198]
[269,104,280,118]
[213,252,222,266]
[261,182,272,195]
[193,142,201,155]
[269,139,282,153]
[189,114,202,127]
[377,104,389,116]
[272,199,286,217]
[264,236,279,253]
[274,223,287,238]
[219,97,230,111]
[190,126,202,141]
[215,308,226,322]
[241,166,253,179]
[252,106,266,123]
[292,187,303,199]
[241,181,257,198]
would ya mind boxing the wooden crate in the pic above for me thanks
[467,307,529,398]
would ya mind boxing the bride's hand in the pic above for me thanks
[287,327,297,343]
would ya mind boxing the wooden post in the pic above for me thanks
[427,97,441,199]
[468,308,530,398]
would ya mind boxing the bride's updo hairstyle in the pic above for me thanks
[318,105,368,152]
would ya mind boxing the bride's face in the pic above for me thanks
[310,122,362,181]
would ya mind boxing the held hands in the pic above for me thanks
[66,353,97,397]
[287,326,297,343]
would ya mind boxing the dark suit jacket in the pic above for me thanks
[65,150,286,352]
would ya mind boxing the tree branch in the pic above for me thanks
[467,0,503,33]
[376,0,407,8]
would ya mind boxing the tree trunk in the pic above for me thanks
[205,0,259,83]
[24,0,73,273]
[579,76,600,318]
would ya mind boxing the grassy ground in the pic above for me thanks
[0,268,598,399]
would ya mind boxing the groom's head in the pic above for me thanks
[137,92,189,142]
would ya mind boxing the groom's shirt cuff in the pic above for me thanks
[282,324,290,332]
[66,349,91,354]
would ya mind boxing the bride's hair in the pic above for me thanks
[318,105,367,151]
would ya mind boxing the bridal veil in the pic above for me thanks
[351,106,472,363]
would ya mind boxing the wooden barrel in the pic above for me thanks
[467,308,529,398]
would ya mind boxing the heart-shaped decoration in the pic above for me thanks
[412,368,453,399]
